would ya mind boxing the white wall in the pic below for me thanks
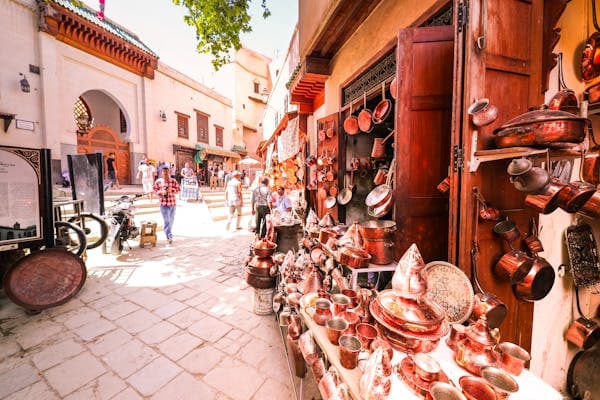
[0,0,43,148]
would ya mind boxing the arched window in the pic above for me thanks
[74,97,94,135]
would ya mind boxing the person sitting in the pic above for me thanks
[275,186,292,213]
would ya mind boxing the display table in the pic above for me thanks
[299,308,562,400]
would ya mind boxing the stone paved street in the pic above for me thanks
[0,201,299,399]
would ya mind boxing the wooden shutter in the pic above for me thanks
[196,111,209,143]
[215,126,224,147]
[176,112,189,138]
[455,0,544,350]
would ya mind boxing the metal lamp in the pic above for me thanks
[19,73,30,93]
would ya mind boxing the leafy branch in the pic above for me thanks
[172,0,271,70]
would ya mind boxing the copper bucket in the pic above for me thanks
[371,130,395,159]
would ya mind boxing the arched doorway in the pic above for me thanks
[77,126,131,184]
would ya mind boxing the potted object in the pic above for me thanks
[467,98,499,127]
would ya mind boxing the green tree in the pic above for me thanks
[172,0,271,70]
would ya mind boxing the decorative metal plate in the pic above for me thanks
[425,261,474,324]
[3,248,87,311]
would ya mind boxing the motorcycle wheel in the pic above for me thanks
[67,212,108,249]
[110,236,123,256]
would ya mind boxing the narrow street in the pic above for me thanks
[0,201,296,399]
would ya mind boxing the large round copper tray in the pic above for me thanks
[376,289,446,329]
[425,261,474,324]
[3,248,87,311]
[370,298,450,340]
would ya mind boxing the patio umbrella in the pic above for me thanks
[238,156,260,166]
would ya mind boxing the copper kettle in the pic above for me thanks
[455,315,500,376]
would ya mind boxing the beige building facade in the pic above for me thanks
[1,0,269,184]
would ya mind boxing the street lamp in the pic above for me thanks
[19,73,30,93]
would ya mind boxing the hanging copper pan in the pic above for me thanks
[366,159,395,208]
[582,126,600,185]
[372,82,392,124]
[358,92,374,133]
[493,108,589,148]
[549,53,579,114]
[344,102,359,135]
[337,171,354,206]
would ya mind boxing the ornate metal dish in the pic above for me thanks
[425,261,475,324]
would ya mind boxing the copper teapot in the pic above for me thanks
[455,316,500,376]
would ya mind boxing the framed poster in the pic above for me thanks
[0,146,52,250]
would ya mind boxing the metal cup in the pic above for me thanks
[331,293,351,316]
[338,334,361,369]
[481,366,519,400]
[326,317,348,345]
[339,310,360,335]
[356,323,378,350]
[496,342,531,376]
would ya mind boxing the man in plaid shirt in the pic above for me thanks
[153,166,181,244]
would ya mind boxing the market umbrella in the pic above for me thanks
[238,156,260,166]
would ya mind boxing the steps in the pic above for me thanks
[54,184,255,223]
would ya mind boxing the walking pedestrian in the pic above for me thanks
[251,177,271,238]
[217,166,225,188]
[153,166,180,244]
[105,152,121,189]
[136,158,156,201]
[225,170,243,231]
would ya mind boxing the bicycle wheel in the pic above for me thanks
[68,212,108,249]
[54,221,87,257]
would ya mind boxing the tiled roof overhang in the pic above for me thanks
[40,0,159,79]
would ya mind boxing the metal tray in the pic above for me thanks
[565,223,600,288]
[3,248,87,311]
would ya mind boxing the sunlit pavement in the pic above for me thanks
[0,201,296,399]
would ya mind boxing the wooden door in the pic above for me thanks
[457,0,544,350]
[77,127,131,184]
[393,25,454,263]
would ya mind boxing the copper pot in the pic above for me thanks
[313,298,333,326]
[471,293,508,329]
[363,238,394,265]
[373,167,388,185]
[371,130,394,159]
[344,102,359,135]
[358,93,373,133]
[372,82,392,124]
[492,219,521,243]
[557,181,597,213]
[496,342,531,376]
[338,247,371,268]
[578,188,600,218]
[524,179,566,214]
[494,250,534,284]
[359,220,396,240]
[244,268,276,289]
[512,255,555,302]
[493,108,589,148]
[319,228,337,244]
[468,98,499,127]
[566,317,600,350]
[548,53,579,114]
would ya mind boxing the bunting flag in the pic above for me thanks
[97,0,105,20]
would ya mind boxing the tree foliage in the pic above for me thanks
[172,0,270,70]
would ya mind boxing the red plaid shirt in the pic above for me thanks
[153,178,180,206]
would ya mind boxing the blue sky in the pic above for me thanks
[81,0,298,95]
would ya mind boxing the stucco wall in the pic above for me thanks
[533,0,600,388]
[0,0,43,148]
[150,64,234,165]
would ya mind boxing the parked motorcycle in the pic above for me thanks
[103,194,143,255]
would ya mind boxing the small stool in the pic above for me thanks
[139,221,157,248]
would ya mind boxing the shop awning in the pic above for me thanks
[195,144,241,160]
[256,111,299,157]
